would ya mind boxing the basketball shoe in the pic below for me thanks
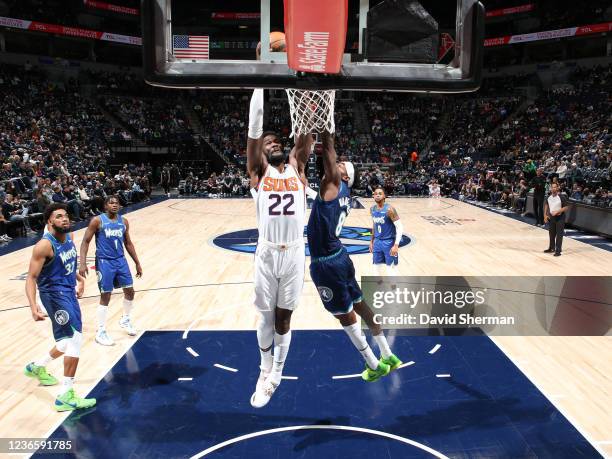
[119,315,137,336]
[54,389,96,412]
[250,379,279,408]
[361,361,391,382]
[381,354,403,371]
[24,363,58,386]
[95,329,114,346]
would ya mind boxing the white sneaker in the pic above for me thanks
[119,316,137,336]
[250,379,279,408]
[95,329,115,346]
[255,367,271,394]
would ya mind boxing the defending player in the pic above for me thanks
[24,203,96,411]
[308,132,402,381]
[247,88,312,408]
[370,187,403,271]
[79,195,142,346]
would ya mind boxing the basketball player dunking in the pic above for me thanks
[247,89,312,408]
[370,187,403,272]
[308,132,402,381]
[79,195,142,346]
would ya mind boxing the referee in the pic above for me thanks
[544,183,570,256]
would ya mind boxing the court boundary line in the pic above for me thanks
[491,336,609,458]
[189,424,450,459]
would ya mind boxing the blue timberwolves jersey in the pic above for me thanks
[307,181,352,258]
[96,213,125,259]
[37,234,77,292]
[371,204,396,241]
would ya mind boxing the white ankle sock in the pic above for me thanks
[343,323,379,369]
[34,353,53,367]
[270,331,291,384]
[61,376,74,394]
[122,299,133,318]
[97,305,108,330]
[373,333,392,359]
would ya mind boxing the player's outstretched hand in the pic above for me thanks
[136,263,143,278]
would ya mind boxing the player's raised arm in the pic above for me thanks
[123,218,142,278]
[79,217,100,278]
[26,239,52,321]
[246,89,267,187]
[319,131,341,201]
[289,134,313,177]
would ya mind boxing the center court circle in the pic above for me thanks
[190,425,449,458]
[211,226,412,256]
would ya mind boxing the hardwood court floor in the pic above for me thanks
[0,197,610,456]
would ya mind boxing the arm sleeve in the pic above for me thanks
[248,89,264,139]
[393,219,403,245]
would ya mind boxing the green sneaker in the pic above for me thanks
[381,354,403,371]
[24,363,58,386]
[361,361,391,382]
[54,389,97,412]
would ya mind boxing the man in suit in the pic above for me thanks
[544,183,570,257]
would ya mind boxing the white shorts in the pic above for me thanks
[254,240,305,312]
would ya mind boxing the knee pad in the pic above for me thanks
[64,331,83,358]
[55,338,68,353]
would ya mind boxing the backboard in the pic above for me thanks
[142,0,484,93]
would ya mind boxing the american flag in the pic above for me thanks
[173,35,209,59]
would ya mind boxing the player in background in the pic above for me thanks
[247,88,312,407]
[370,187,403,273]
[79,195,142,346]
[307,132,402,381]
[24,203,96,411]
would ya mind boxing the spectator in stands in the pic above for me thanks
[2,194,34,234]
[0,213,11,242]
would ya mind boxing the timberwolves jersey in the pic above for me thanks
[255,164,306,243]
[96,213,125,259]
[371,204,396,241]
[307,181,352,258]
[37,233,77,292]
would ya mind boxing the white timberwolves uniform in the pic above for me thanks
[253,164,306,311]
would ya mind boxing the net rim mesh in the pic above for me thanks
[285,89,336,137]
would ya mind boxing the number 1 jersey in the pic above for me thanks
[255,164,306,244]
[95,213,126,259]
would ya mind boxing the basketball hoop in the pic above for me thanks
[285,89,336,137]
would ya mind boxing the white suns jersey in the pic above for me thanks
[254,164,306,244]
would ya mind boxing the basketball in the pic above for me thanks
[269,31,286,51]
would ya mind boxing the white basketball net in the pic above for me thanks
[285,89,336,137]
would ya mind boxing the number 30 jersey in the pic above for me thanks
[307,181,351,258]
[255,164,306,244]
[95,213,126,259]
